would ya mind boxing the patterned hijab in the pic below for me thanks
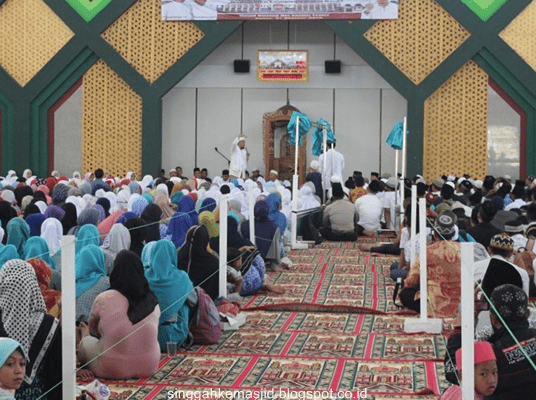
[199,211,219,238]
[26,258,61,313]
[0,259,46,370]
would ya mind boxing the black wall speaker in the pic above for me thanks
[325,60,341,74]
[234,59,250,73]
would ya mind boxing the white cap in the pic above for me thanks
[330,175,341,183]
[270,170,278,176]
[238,136,246,143]
[473,180,483,189]
[310,160,319,170]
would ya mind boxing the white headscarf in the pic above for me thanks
[298,184,320,211]
[104,191,118,213]
[34,201,47,214]
[66,196,82,217]
[156,183,169,197]
[40,218,63,257]
[127,193,140,212]
[1,190,15,205]
[116,189,130,211]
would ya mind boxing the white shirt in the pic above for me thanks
[505,198,526,211]
[318,148,345,190]
[474,254,530,296]
[355,193,382,232]
[229,137,248,178]
[382,190,401,231]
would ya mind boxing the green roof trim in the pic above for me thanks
[64,0,113,22]
[460,0,509,22]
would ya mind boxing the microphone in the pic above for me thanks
[215,147,218,151]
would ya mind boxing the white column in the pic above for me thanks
[294,116,300,180]
[61,235,76,400]
[419,197,428,321]
[248,186,255,245]
[461,243,475,400]
[401,116,407,180]
[219,195,228,298]
[410,185,417,265]
[322,125,327,204]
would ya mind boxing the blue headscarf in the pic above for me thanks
[167,212,194,248]
[265,193,287,235]
[178,195,198,225]
[23,236,56,270]
[76,224,100,254]
[75,244,106,298]
[199,197,217,213]
[6,218,31,258]
[145,240,193,323]
[241,200,278,258]
[0,245,19,269]
[25,213,47,237]
[116,211,137,226]
[132,197,149,217]
[171,191,184,206]
[0,338,26,368]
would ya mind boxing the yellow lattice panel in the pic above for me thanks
[423,61,488,181]
[82,60,142,178]
[364,0,470,85]
[0,0,73,87]
[500,1,536,72]
[102,0,204,84]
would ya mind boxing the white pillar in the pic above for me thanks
[294,116,300,180]
[410,185,417,265]
[219,195,228,298]
[322,126,327,205]
[401,117,407,181]
[418,197,428,322]
[61,235,76,400]
[248,186,255,245]
[461,243,475,400]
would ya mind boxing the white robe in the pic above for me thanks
[229,137,248,178]
[318,148,345,190]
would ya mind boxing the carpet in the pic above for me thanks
[96,239,451,399]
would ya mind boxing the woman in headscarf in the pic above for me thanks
[166,210,193,248]
[25,213,46,237]
[97,208,124,239]
[60,202,78,235]
[44,205,65,221]
[177,225,220,300]
[241,200,280,263]
[265,193,287,235]
[68,208,101,236]
[228,199,245,226]
[199,211,219,239]
[0,259,62,400]
[124,217,147,257]
[0,201,16,244]
[141,204,163,243]
[26,258,61,317]
[154,194,175,220]
[170,191,184,206]
[178,195,198,225]
[131,197,149,217]
[96,197,111,218]
[75,224,101,254]
[23,236,56,271]
[76,245,109,322]
[145,240,193,351]
[0,245,18,269]
[78,250,160,379]
[90,204,106,224]
[216,215,284,296]
[6,218,30,258]
[101,223,131,275]
[23,203,41,219]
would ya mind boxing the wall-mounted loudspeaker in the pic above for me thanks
[234,60,250,73]
[325,60,341,74]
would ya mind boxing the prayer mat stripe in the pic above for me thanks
[329,359,346,391]
[425,360,441,395]
[280,331,300,357]
[143,386,163,400]
[231,355,260,388]
[280,312,298,332]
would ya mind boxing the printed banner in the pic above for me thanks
[257,50,308,82]
[162,0,399,21]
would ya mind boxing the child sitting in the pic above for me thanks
[441,341,498,399]
[0,338,26,400]
[227,247,244,301]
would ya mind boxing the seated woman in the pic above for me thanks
[145,240,193,351]
[0,259,62,400]
[178,225,220,300]
[241,201,282,269]
[78,250,160,379]
[76,245,110,322]
[26,258,61,318]
[100,223,131,275]
[320,182,358,241]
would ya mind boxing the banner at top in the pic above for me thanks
[162,0,399,21]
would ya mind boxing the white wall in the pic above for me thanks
[162,20,407,181]
[54,86,82,176]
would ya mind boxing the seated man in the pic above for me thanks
[354,179,383,235]
[487,284,536,399]
[399,211,461,317]
[320,182,358,241]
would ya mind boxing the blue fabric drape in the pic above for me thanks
[312,118,335,156]
[287,111,312,146]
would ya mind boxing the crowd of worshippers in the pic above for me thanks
[316,169,536,399]
[0,166,298,399]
